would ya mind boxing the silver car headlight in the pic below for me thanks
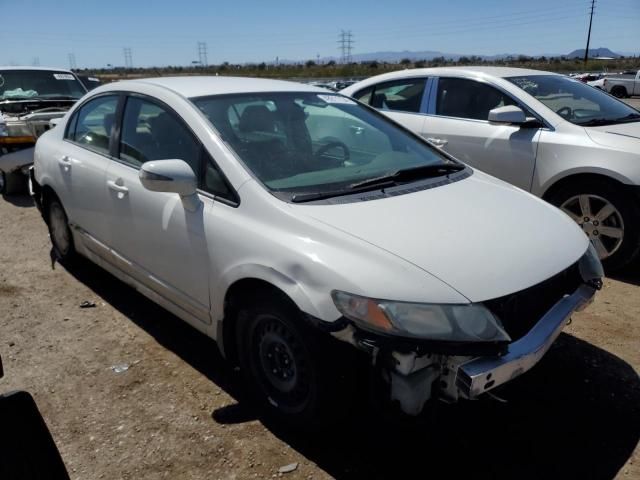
[331,291,511,343]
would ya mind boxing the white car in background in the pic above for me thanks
[342,67,640,270]
[32,77,601,421]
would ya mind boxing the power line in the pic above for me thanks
[197,41,208,67]
[584,0,596,64]
[68,53,76,70]
[123,47,133,68]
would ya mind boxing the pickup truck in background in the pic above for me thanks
[602,70,640,98]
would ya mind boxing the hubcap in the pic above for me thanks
[561,194,624,259]
[49,204,70,255]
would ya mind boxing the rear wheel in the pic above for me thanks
[610,86,627,98]
[0,170,28,195]
[548,178,640,271]
[47,198,76,261]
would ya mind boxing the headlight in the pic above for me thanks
[331,291,511,343]
[0,122,35,145]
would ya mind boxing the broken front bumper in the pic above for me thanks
[455,283,597,398]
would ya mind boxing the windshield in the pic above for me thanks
[506,75,639,126]
[191,92,454,197]
[0,70,86,101]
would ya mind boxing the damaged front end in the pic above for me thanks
[328,245,602,416]
[0,105,70,194]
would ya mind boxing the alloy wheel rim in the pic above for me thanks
[560,194,624,259]
[49,204,70,255]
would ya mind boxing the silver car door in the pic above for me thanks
[423,77,540,191]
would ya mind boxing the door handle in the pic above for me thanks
[107,180,129,196]
[426,137,448,148]
[58,156,71,172]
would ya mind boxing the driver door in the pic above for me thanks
[423,77,541,191]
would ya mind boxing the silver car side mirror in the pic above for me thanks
[139,159,200,211]
[488,105,527,125]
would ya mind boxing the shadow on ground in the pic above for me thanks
[64,256,640,480]
[2,193,34,208]
[609,266,640,287]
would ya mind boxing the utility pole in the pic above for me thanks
[123,47,133,69]
[68,53,76,70]
[584,0,596,65]
[197,42,208,67]
[32,57,40,67]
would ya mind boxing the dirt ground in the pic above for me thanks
[1,139,639,478]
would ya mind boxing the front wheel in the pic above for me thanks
[236,295,353,426]
[610,86,627,98]
[548,179,640,271]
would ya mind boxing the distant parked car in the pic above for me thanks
[76,74,102,91]
[0,67,87,194]
[342,67,640,270]
[601,70,640,98]
[32,76,601,421]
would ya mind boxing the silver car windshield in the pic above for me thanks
[192,92,456,196]
[507,75,640,126]
[0,70,86,101]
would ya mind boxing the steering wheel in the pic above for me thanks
[556,106,573,120]
[315,140,350,164]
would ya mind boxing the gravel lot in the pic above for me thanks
[1,100,639,479]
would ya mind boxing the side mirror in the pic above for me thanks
[139,159,200,211]
[488,105,527,125]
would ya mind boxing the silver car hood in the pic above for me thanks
[296,172,588,302]
[585,122,640,148]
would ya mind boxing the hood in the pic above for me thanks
[585,122,640,149]
[294,172,588,302]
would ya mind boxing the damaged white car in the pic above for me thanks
[0,67,86,194]
[32,77,602,421]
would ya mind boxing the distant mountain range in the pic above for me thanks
[296,47,635,64]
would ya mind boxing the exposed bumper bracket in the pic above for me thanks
[456,284,596,398]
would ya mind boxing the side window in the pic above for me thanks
[370,79,427,113]
[436,78,517,121]
[66,95,118,155]
[119,96,200,174]
[202,150,234,201]
[353,87,373,105]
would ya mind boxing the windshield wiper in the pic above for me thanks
[291,180,398,203]
[349,163,465,189]
[579,113,640,127]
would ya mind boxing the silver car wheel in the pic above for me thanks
[561,194,624,259]
[49,203,71,256]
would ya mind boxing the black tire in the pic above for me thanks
[46,198,76,261]
[1,170,28,195]
[611,86,627,98]
[236,293,354,427]
[547,178,640,272]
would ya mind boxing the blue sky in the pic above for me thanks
[1,0,638,68]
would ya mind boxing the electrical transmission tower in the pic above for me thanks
[584,0,596,64]
[338,30,354,64]
[68,53,76,70]
[123,47,133,68]
[197,42,208,67]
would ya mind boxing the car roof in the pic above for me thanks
[107,76,329,98]
[0,66,76,73]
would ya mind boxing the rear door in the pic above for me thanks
[352,77,429,135]
[423,77,540,191]
[104,94,212,326]
[58,94,119,247]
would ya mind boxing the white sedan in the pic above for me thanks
[342,67,640,270]
[32,76,601,421]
